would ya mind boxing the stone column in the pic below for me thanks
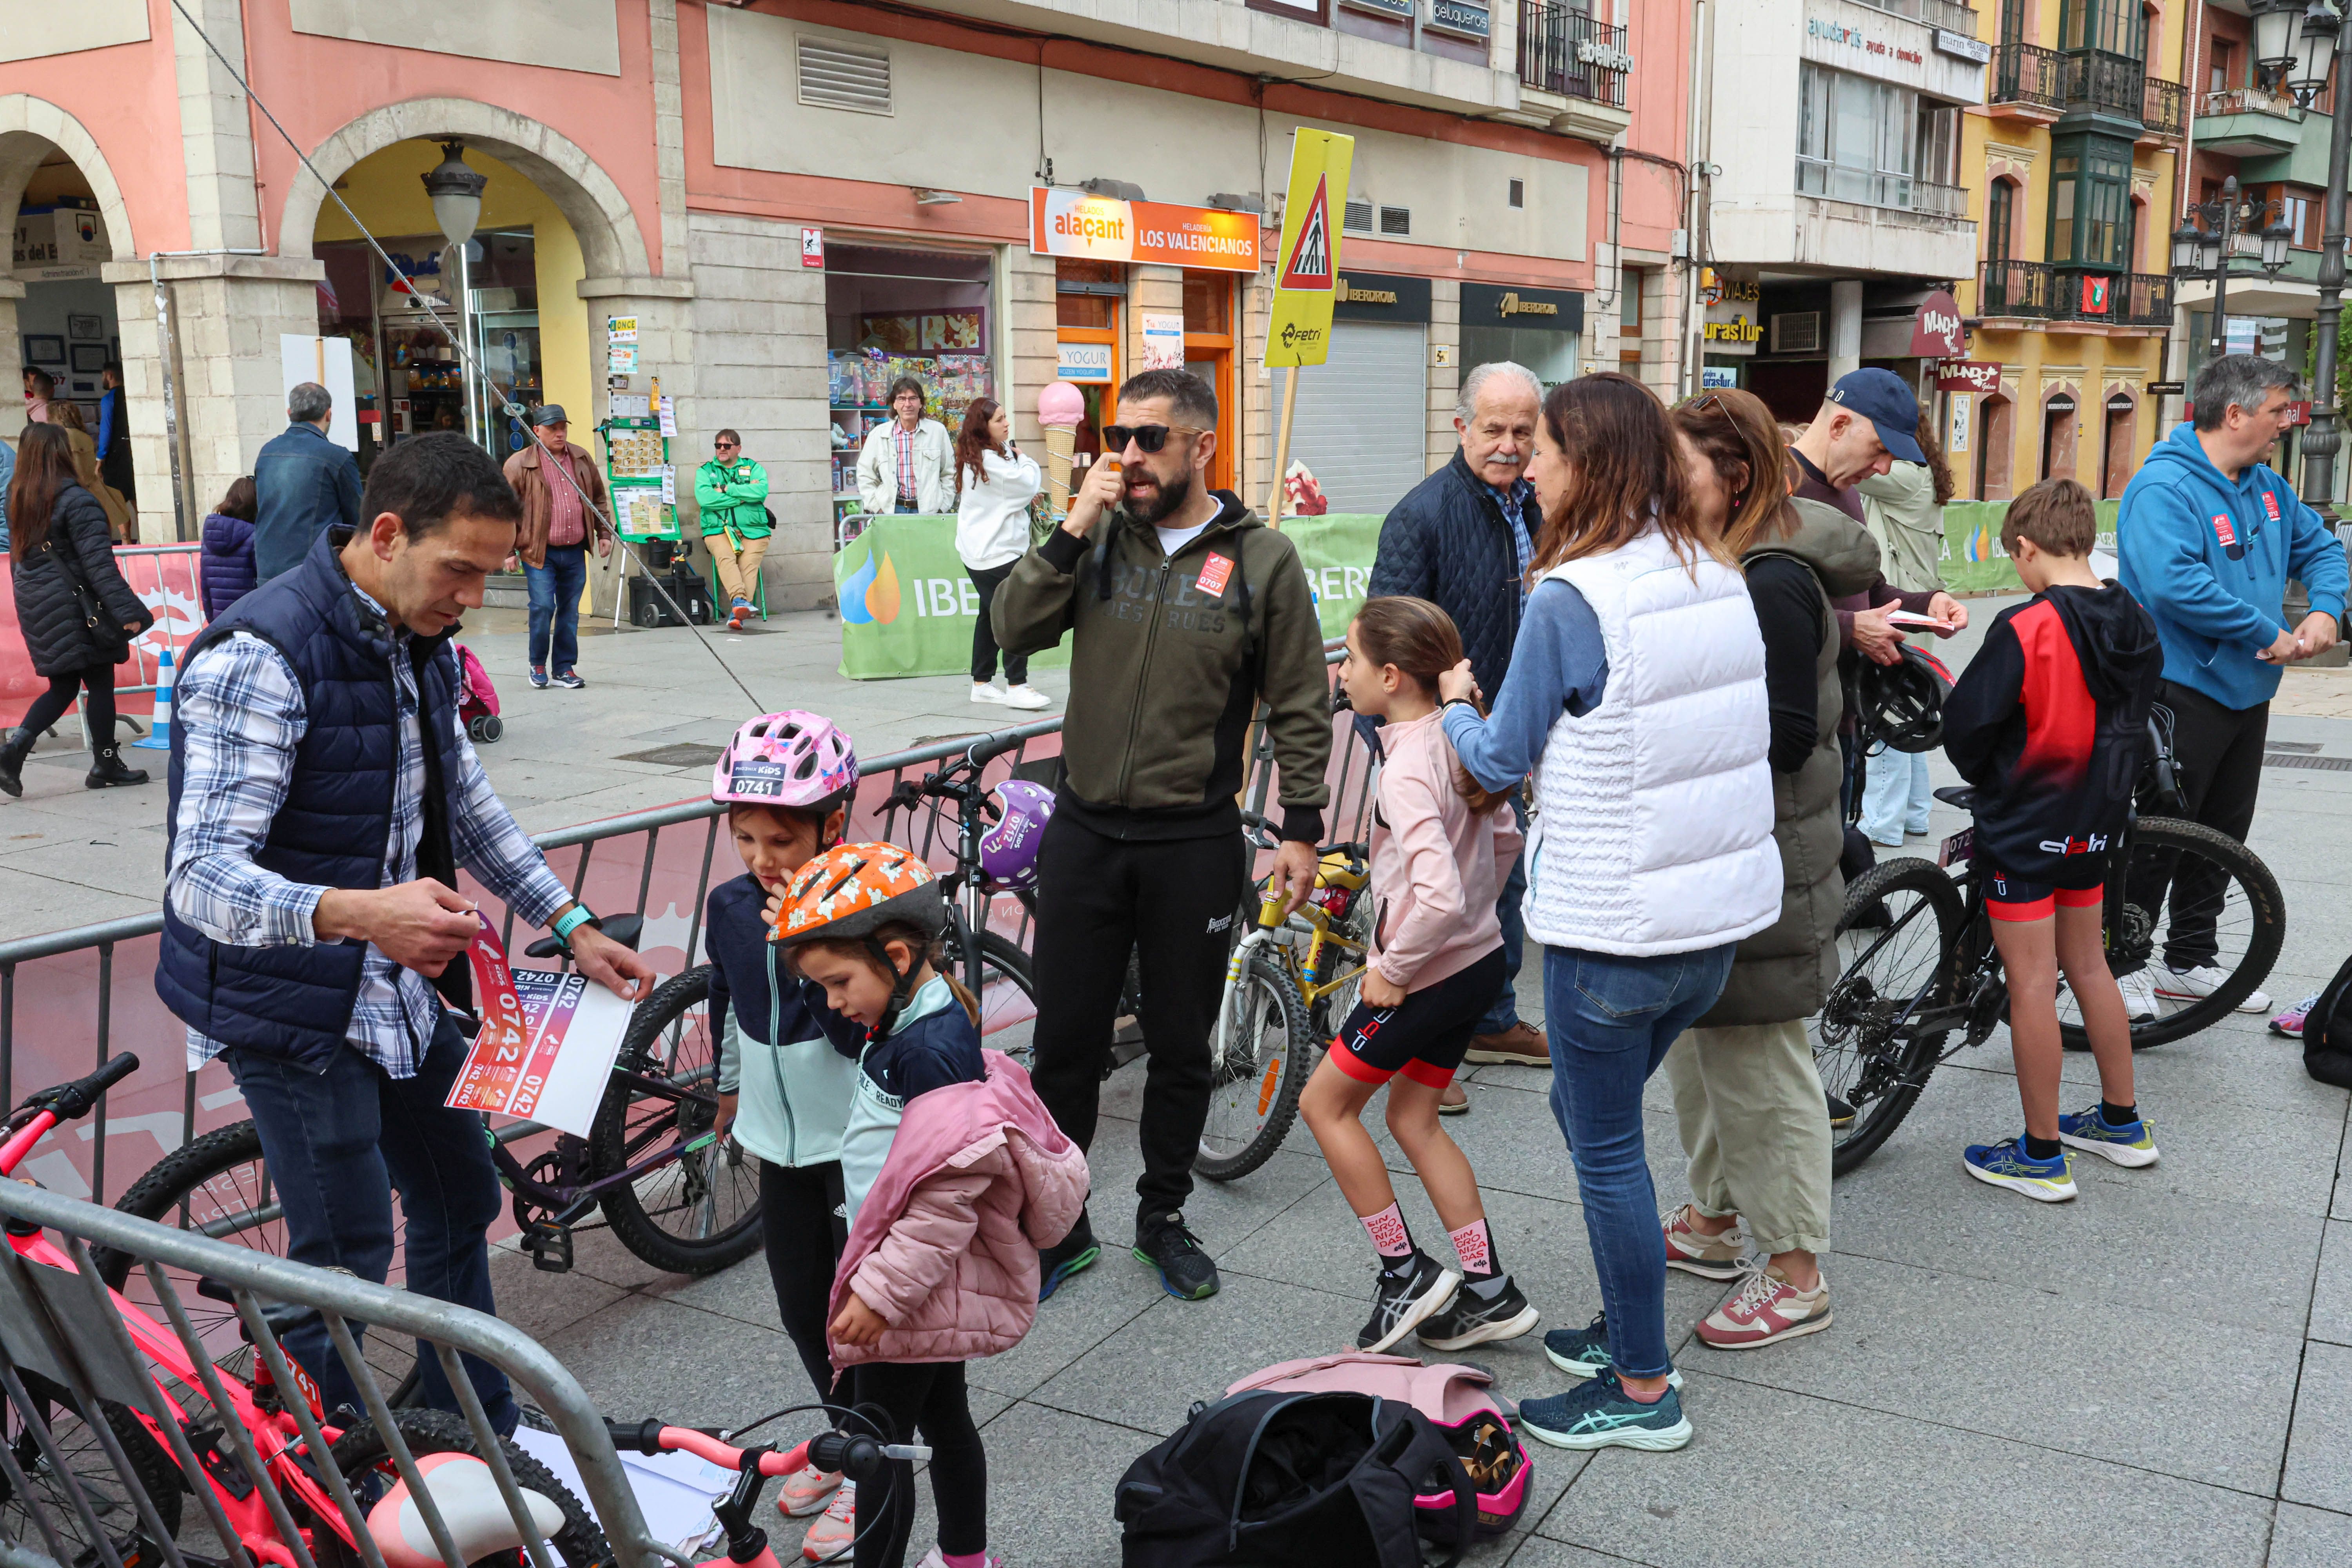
[0,278,22,443]
[1005,247,1057,451]
[1428,279,1461,477]
[1828,278,1864,381]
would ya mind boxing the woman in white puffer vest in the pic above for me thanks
[1439,372,1781,1455]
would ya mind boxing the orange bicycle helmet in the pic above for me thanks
[771,842,947,1031]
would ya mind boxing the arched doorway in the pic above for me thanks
[2040,388,2080,481]
[2099,390,2137,497]
[1976,393,2015,500]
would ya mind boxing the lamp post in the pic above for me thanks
[419,140,488,448]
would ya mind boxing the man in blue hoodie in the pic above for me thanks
[2116,354,2347,1020]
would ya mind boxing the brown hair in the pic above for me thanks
[1526,372,1721,577]
[1349,597,1506,815]
[727,799,837,835]
[953,397,1005,500]
[791,919,982,1027]
[6,424,78,559]
[2001,476,2098,559]
[887,376,927,410]
[1913,408,1956,506]
[47,398,86,434]
[214,475,258,522]
[1669,388,1798,560]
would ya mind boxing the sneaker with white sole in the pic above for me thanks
[776,1465,842,1519]
[1696,1264,1832,1350]
[2272,993,2323,1039]
[971,682,1006,705]
[801,1481,854,1561]
[1356,1252,1459,1352]
[2115,968,2159,1023]
[1962,1136,2076,1202]
[1517,1375,1692,1452]
[2156,963,2269,1014]
[1002,683,1052,711]
[1661,1203,1745,1282]
[1540,1314,1683,1388]
[1415,1273,1539,1350]
[2056,1103,2160,1167]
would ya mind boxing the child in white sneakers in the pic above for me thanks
[1298,597,1537,1355]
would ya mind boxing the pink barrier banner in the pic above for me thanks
[0,544,206,727]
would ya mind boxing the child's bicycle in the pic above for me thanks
[1811,724,2283,1174]
[1194,814,1376,1182]
[100,913,760,1406]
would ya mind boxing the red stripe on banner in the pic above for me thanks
[451,915,535,1113]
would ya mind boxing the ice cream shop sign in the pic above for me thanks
[1030,189,1261,273]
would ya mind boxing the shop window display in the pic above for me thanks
[826,244,998,521]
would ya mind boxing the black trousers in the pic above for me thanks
[1027,814,1247,1230]
[965,561,1024,684]
[758,1160,851,1409]
[849,1359,986,1568]
[2130,679,2268,969]
[17,667,117,745]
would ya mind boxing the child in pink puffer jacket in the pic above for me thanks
[774,842,1088,1568]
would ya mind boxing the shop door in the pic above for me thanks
[1183,271,1236,493]
[2099,396,2135,497]
[2040,396,2079,481]
[1056,260,1123,478]
[1976,395,2014,500]
[1287,321,1430,515]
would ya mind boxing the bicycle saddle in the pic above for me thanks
[523,911,644,960]
[1932,786,1980,812]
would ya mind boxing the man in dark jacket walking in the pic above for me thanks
[252,382,361,581]
[1367,361,1546,1069]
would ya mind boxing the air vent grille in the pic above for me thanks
[797,35,891,115]
[1771,311,1823,354]
[1343,200,1376,234]
[1379,206,1411,236]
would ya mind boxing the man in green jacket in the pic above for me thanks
[991,367,1332,1304]
[695,429,770,630]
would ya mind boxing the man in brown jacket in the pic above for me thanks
[501,406,613,689]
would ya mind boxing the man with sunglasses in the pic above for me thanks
[992,368,1332,1305]
[694,429,770,630]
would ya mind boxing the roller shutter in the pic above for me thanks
[1285,321,1430,516]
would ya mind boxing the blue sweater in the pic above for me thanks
[2116,421,2349,711]
[1441,578,1611,792]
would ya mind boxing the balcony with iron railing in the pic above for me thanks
[1517,2,1630,109]
[2061,48,2145,120]
[1991,41,2066,114]
[2141,74,2186,138]
[1977,259,2176,328]
[2194,84,2306,156]
[1797,158,1970,220]
[1851,0,1981,34]
[1989,42,2178,134]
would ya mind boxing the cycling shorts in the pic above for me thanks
[1984,866,2103,923]
[1327,947,1507,1089]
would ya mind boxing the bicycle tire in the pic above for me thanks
[1195,949,1314,1183]
[1,1372,183,1557]
[2059,815,2285,1052]
[1815,857,1965,1177]
[941,924,1041,1065]
[98,1120,424,1409]
[316,1408,610,1568]
[590,966,764,1276]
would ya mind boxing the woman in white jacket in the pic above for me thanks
[854,376,955,515]
[953,398,1050,709]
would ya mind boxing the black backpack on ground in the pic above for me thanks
[2302,952,2352,1089]
[1114,1390,1475,1568]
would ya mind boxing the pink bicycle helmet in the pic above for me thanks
[978,779,1056,891]
[712,711,859,811]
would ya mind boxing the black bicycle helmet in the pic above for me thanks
[1856,643,1947,754]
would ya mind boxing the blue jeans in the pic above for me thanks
[223,1014,517,1432]
[524,544,587,672]
[1543,941,1739,1380]
[1860,749,1933,846]
[1476,792,1530,1035]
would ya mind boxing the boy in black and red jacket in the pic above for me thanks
[1943,477,2164,1203]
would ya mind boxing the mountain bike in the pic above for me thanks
[1194,817,1375,1182]
[1813,755,2283,1174]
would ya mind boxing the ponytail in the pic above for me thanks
[1350,597,1506,815]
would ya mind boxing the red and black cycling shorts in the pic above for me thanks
[1984,866,2104,922]
[1327,948,1508,1089]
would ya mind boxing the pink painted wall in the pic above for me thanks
[0,0,194,255]
[1612,0,1694,258]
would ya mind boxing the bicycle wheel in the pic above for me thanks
[316,1408,609,1568]
[0,1374,182,1559]
[1195,949,1314,1182]
[98,1120,423,1409]
[942,924,1041,1065]
[590,966,763,1276]
[1310,894,1376,1041]
[2061,816,2285,1051]
[1812,858,1965,1176]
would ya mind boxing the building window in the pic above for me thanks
[1619,271,1643,368]
[2210,38,2236,93]
[2060,0,2146,59]
[1797,63,1958,212]
[2248,183,2324,248]
[1508,178,1524,209]
[2046,133,2133,269]
[1986,178,2015,260]
[1247,0,1327,20]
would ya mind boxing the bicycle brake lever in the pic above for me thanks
[879,1444,932,1462]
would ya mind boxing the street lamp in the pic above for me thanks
[2292,1,2342,103]
[419,140,488,447]
[2253,0,2308,90]
[2173,175,2296,372]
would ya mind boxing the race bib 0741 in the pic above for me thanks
[728,760,789,798]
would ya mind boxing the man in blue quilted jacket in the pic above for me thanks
[1367,361,1547,1077]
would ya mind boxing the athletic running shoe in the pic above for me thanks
[1002,684,1053,711]
[912,1552,1001,1568]
[800,1481,853,1561]
[1356,1253,1459,1353]
[1038,1210,1100,1301]
[2115,968,2159,1024]
[1134,1212,1220,1300]
[1540,1314,1683,1388]
[1696,1264,1832,1350]
[729,597,755,630]
[1661,1203,1746,1282]
[776,1465,842,1519]
[2056,1103,2160,1167]
[2157,963,2269,1014]
[971,682,1005,705]
[1517,1375,1692,1452]
[1416,1273,1539,1351]
[2271,993,2323,1039]
[552,668,586,690]
[1962,1136,2077,1202]
[528,666,550,690]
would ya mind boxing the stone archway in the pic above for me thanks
[0,96,137,261]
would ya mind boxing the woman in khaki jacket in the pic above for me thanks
[46,401,133,539]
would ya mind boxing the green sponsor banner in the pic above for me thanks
[835,512,1388,678]
[1938,499,2121,594]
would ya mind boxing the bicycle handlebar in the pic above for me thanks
[602,1419,929,1481]
[17,1052,138,1122]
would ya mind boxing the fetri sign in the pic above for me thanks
[1029,188,1261,273]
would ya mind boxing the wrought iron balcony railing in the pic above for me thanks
[1518,2,1630,109]
[1978,259,2175,328]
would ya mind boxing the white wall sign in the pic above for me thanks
[801,227,825,269]
[1949,392,1971,455]
[1057,341,1113,382]
[279,334,360,452]
[1425,0,1492,42]
[1140,312,1186,371]
[1701,366,1738,390]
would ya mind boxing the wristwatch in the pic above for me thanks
[552,906,600,943]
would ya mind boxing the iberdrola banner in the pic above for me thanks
[1941,498,2120,593]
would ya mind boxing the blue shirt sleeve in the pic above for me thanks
[1441,578,1608,791]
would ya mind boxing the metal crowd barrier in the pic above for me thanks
[0,1174,661,1568]
[0,646,1373,1208]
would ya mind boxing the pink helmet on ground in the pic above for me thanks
[712,711,858,811]
[978,779,1056,891]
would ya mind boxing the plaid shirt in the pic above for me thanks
[167,589,571,1077]
[893,423,919,506]
[1489,478,1536,603]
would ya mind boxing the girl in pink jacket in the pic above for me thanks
[774,842,1088,1568]
[1299,597,1535,1359]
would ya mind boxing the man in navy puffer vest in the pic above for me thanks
[156,434,652,1428]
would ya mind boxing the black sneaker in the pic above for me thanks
[1038,1209,1101,1302]
[1133,1213,1220,1301]
[1826,1091,1857,1129]
[1416,1273,1538,1351]
[1357,1253,1459,1352]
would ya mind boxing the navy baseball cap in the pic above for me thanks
[1825,369,1926,464]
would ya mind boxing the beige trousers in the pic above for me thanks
[1662,1018,1833,1256]
[708,531,769,607]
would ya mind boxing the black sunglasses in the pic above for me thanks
[1102,423,1203,454]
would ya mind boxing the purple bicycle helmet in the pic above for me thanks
[978,779,1056,891]
[712,711,859,811]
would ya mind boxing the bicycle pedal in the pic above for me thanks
[520,1220,575,1272]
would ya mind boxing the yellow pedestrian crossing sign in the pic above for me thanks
[1265,130,1354,368]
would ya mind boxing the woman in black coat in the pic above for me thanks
[2,423,155,796]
